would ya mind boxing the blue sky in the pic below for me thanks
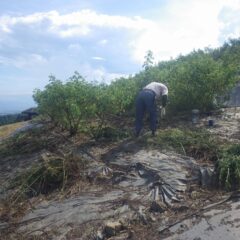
[0,0,240,113]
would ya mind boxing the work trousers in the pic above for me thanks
[135,89,157,135]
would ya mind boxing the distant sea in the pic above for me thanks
[0,95,36,115]
[0,112,20,116]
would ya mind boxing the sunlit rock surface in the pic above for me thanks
[0,107,239,239]
[14,146,209,239]
[164,196,240,240]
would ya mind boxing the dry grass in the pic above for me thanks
[0,121,27,139]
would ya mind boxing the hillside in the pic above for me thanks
[0,122,28,141]
[1,38,240,240]
[0,107,239,240]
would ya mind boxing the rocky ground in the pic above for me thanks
[0,108,239,240]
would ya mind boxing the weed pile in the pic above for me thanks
[0,126,89,225]
[141,128,240,190]
[9,152,88,201]
[0,126,63,157]
[143,128,220,161]
[89,125,130,140]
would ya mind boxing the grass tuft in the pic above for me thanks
[0,122,27,139]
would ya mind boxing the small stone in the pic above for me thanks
[150,200,166,213]
[96,230,104,240]
[149,215,157,222]
[191,191,200,199]
[104,221,123,238]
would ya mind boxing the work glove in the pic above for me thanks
[161,107,166,118]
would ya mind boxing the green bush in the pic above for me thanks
[218,144,240,190]
[165,51,232,111]
[33,73,137,136]
[33,73,98,135]
[32,39,240,136]
[107,76,138,114]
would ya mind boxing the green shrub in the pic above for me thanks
[33,73,97,135]
[218,144,240,190]
[225,144,240,155]
[107,76,138,114]
[32,39,240,137]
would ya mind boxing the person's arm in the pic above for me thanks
[162,95,168,107]
[160,94,168,118]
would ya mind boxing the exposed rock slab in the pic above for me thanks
[18,190,129,238]
[14,148,206,239]
[164,198,240,240]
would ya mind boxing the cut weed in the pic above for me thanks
[0,125,64,158]
[9,152,88,200]
[142,128,220,161]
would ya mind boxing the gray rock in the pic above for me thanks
[104,221,124,238]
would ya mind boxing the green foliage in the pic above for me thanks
[142,50,154,70]
[33,73,97,135]
[163,51,231,111]
[218,144,240,190]
[33,72,137,136]
[0,114,20,126]
[32,38,240,136]
[211,38,240,79]
[107,76,138,114]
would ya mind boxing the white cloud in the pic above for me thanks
[58,26,91,37]
[130,0,240,63]
[92,56,105,61]
[98,39,108,45]
[219,0,240,39]
[68,43,83,51]
[0,9,152,37]
[80,64,128,84]
[0,1,239,71]
[0,53,47,68]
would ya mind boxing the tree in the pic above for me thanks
[142,50,154,70]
